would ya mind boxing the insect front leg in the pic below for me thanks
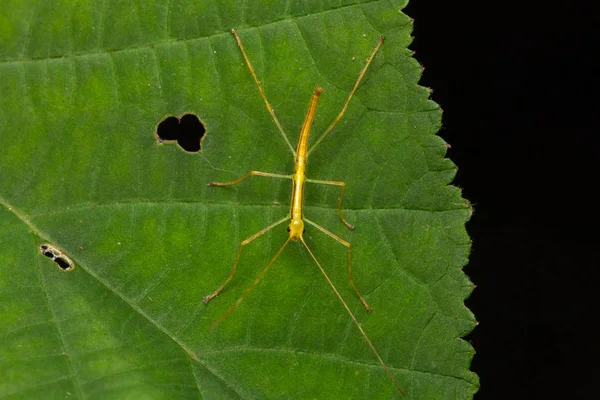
[303,218,372,313]
[203,216,289,304]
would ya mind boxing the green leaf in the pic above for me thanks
[0,1,478,399]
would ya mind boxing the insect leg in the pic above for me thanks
[209,171,292,187]
[299,236,404,395]
[303,218,371,313]
[308,35,385,157]
[305,177,354,230]
[231,29,296,156]
[211,236,292,329]
[203,215,289,304]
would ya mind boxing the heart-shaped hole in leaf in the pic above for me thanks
[156,114,205,152]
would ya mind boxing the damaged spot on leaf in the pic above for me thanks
[40,244,74,271]
[156,114,206,152]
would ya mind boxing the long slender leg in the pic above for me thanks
[306,177,354,230]
[308,35,385,157]
[231,29,296,156]
[209,171,292,187]
[303,218,371,313]
[211,236,292,329]
[299,237,404,395]
[203,215,289,304]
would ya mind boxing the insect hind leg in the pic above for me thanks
[307,35,385,156]
[231,29,296,156]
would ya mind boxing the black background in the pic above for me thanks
[404,1,599,399]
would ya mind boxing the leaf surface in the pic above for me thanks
[0,1,478,398]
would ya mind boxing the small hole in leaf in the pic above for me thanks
[39,244,75,271]
[54,257,73,271]
[156,113,206,152]
[40,245,55,258]
[40,244,53,257]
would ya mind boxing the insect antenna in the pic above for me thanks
[300,237,404,396]
[211,236,293,329]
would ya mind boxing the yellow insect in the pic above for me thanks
[204,29,403,395]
